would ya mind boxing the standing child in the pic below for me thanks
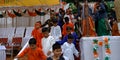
[62,34,79,60]
[62,17,74,36]
[31,21,43,48]
[41,27,55,57]
[47,42,66,60]
[50,19,62,41]
[16,38,46,60]
[58,26,79,46]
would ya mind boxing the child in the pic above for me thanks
[62,17,74,36]
[31,21,43,48]
[16,38,46,60]
[62,34,79,60]
[58,26,79,46]
[47,42,65,60]
[50,19,62,41]
[41,27,55,57]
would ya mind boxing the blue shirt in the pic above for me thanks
[57,32,79,46]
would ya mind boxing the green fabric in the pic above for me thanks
[69,3,77,14]
[106,1,114,12]
[105,56,110,60]
[93,39,98,44]
[105,44,110,49]
[97,18,110,36]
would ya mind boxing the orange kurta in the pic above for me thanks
[18,47,46,60]
[32,28,43,48]
[62,22,74,36]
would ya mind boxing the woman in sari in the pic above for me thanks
[81,0,96,37]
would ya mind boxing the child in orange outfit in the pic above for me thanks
[62,17,74,36]
[16,38,47,60]
[31,21,43,48]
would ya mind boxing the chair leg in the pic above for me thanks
[11,47,13,60]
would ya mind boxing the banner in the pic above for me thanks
[0,0,60,6]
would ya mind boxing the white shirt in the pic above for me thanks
[42,36,55,57]
[62,42,79,60]
[50,25,62,41]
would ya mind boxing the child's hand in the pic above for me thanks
[47,51,52,56]
[59,37,62,39]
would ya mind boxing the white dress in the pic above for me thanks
[41,36,55,57]
[62,42,79,60]
[50,25,62,41]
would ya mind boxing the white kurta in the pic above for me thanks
[42,36,55,57]
[62,42,79,60]
[50,25,62,41]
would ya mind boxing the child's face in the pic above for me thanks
[53,48,62,57]
[29,44,36,50]
[67,39,73,44]
[53,23,57,26]
[42,32,49,38]
[66,30,72,34]
[35,23,41,29]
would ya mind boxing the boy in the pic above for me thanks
[41,27,55,57]
[50,19,62,41]
[31,21,43,48]
[47,42,65,60]
[16,38,46,60]
[58,26,79,46]
[62,17,74,36]
[62,34,79,60]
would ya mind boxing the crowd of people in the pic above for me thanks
[14,0,120,60]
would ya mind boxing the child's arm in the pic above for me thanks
[49,37,55,51]
[57,36,67,45]
[38,48,47,60]
[16,48,28,58]
[47,37,55,56]
[61,43,66,53]
[73,45,79,57]
[58,26,62,39]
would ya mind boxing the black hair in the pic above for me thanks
[52,42,61,51]
[52,18,58,23]
[97,0,102,2]
[36,21,41,24]
[64,17,69,23]
[55,13,59,16]
[42,27,50,33]
[29,38,36,45]
[66,26,72,31]
[68,34,74,39]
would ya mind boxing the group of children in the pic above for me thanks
[15,17,79,60]
[14,0,120,59]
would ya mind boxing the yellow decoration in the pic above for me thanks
[0,0,59,6]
